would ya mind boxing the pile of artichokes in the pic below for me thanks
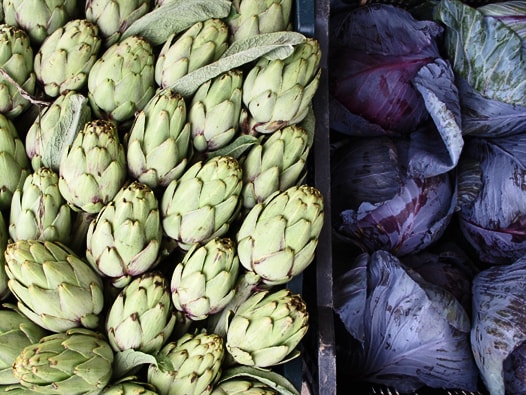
[0,0,324,394]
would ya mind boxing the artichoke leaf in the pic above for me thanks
[113,349,171,379]
[218,366,300,395]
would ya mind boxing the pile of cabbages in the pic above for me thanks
[329,1,526,394]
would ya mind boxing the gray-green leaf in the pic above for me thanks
[218,366,300,395]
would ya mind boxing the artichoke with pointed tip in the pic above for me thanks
[33,18,102,98]
[171,237,240,321]
[59,119,127,214]
[155,19,229,89]
[13,328,113,394]
[241,38,321,134]
[126,89,191,189]
[105,271,176,354]
[9,167,72,243]
[225,288,309,368]
[147,330,224,395]
[161,155,243,251]
[0,24,36,119]
[88,35,155,123]
[189,69,244,153]
[0,306,47,385]
[4,239,105,333]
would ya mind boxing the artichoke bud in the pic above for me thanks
[12,328,114,394]
[59,119,127,214]
[171,237,240,321]
[106,271,176,354]
[236,185,324,286]
[86,181,163,288]
[34,18,102,98]
[242,38,321,134]
[88,35,156,123]
[155,18,229,89]
[226,288,309,368]
[161,155,243,251]
[4,239,105,333]
[0,114,31,211]
[0,212,9,300]
[189,69,244,153]
[3,0,80,45]
[9,167,72,244]
[0,306,47,385]
[0,24,36,119]
[147,330,225,395]
[126,89,191,189]
[241,124,310,210]
[26,91,92,172]
[85,0,153,47]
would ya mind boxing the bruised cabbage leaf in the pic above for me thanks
[334,250,478,392]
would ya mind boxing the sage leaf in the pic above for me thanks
[218,366,300,395]
[121,0,232,46]
[206,135,259,160]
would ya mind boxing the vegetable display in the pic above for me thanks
[0,1,323,394]
[330,1,526,394]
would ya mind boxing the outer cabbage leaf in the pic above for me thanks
[457,134,526,264]
[435,0,526,106]
[334,250,478,392]
[478,1,526,41]
[471,256,526,395]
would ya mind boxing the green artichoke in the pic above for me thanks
[58,119,127,214]
[3,0,79,45]
[13,328,114,394]
[4,239,105,333]
[147,330,224,395]
[236,185,324,286]
[85,181,162,288]
[33,18,102,98]
[106,271,176,354]
[227,0,293,42]
[210,379,278,395]
[0,24,36,119]
[189,69,243,153]
[225,288,308,368]
[0,213,9,300]
[241,38,321,134]
[25,90,92,172]
[85,0,152,47]
[88,35,155,123]
[0,114,31,211]
[161,155,243,251]
[9,167,72,243]
[171,237,240,321]
[0,306,47,385]
[240,124,311,210]
[100,380,159,394]
[155,19,229,89]
[126,89,191,189]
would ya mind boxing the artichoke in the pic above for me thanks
[12,328,113,394]
[126,89,191,189]
[0,213,9,300]
[241,38,321,134]
[4,239,105,333]
[0,24,36,119]
[9,167,72,243]
[88,35,155,123]
[161,155,243,251]
[58,119,127,214]
[210,379,278,395]
[225,288,308,368]
[100,380,159,394]
[236,185,324,285]
[105,271,176,354]
[85,181,162,288]
[241,124,311,210]
[25,90,92,172]
[171,237,240,321]
[0,306,47,385]
[147,330,224,395]
[189,69,244,153]
[155,19,229,89]
[33,18,102,98]
[0,114,31,211]
[227,0,293,42]
[85,0,152,47]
